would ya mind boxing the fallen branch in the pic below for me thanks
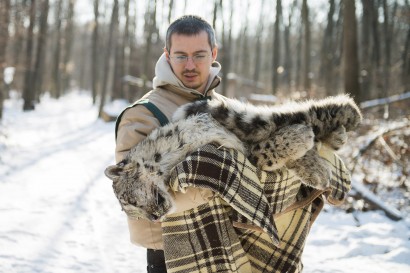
[360,91,410,109]
[351,124,409,174]
[351,179,403,221]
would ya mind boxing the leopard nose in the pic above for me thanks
[150,213,160,222]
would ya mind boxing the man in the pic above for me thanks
[114,14,352,273]
[115,15,226,272]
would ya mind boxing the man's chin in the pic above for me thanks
[182,82,201,90]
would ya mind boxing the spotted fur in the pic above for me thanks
[105,114,245,221]
[105,95,362,221]
[173,94,362,189]
[173,95,361,149]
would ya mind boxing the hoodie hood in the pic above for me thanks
[152,53,221,96]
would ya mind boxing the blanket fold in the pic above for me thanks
[164,143,351,272]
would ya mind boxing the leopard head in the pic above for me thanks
[105,158,175,222]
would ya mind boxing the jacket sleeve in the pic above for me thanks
[115,105,160,163]
[114,103,215,250]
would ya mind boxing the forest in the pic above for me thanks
[0,0,409,118]
[0,1,409,271]
[0,0,409,213]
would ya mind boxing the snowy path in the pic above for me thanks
[0,92,146,273]
[0,91,409,273]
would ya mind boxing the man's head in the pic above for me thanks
[164,15,218,94]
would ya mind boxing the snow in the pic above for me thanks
[1,91,409,273]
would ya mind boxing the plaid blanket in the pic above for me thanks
[163,143,351,273]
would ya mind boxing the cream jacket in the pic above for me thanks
[115,53,227,250]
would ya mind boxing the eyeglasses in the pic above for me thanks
[169,53,210,65]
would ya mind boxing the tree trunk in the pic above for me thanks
[32,0,49,102]
[212,0,218,30]
[220,0,233,96]
[91,0,100,104]
[343,0,361,100]
[296,14,303,90]
[302,0,311,95]
[361,0,372,99]
[0,0,11,119]
[333,2,343,93]
[112,0,126,100]
[98,0,119,118]
[320,0,336,96]
[272,0,282,94]
[11,1,28,92]
[283,0,296,91]
[62,0,76,93]
[168,0,174,24]
[253,0,266,84]
[371,1,383,99]
[22,0,36,111]
[142,0,157,83]
[122,0,131,100]
[403,26,410,92]
[238,0,250,78]
[382,0,391,97]
[127,0,140,102]
[51,0,63,99]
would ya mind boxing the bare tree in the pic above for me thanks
[51,0,63,98]
[238,0,250,78]
[142,0,157,82]
[0,0,11,119]
[253,0,266,84]
[122,0,131,99]
[32,0,49,101]
[403,21,410,92]
[302,0,311,95]
[283,0,296,91]
[320,0,336,96]
[382,0,391,96]
[91,0,100,104]
[361,0,372,99]
[61,0,76,93]
[371,1,383,99]
[22,0,36,111]
[98,0,119,118]
[220,0,234,96]
[272,0,282,94]
[127,0,141,101]
[343,0,360,100]
[11,1,28,91]
[112,0,127,100]
[168,0,174,23]
[212,0,218,30]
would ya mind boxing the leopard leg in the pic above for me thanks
[323,125,347,150]
[250,124,315,171]
[286,145,331,190]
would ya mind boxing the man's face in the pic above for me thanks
[165,31,217,94]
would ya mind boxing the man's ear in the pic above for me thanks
[164,47,170,61]
[211,46,218,62]
[105,164,124,180]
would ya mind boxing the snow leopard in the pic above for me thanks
[105,114,246,221]
[173,94,362,183]
[105,95,362,221]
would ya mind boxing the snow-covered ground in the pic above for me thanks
[0,91,409,273]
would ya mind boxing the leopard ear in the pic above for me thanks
[105,159,128,180]
[105,165,124,180]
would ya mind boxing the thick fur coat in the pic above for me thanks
[105,95,362,221]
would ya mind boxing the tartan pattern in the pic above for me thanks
[163,143,351,272]
[169,146,279,244]
[162,198,252,273]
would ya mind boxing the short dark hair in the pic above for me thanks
[165,15,216,52]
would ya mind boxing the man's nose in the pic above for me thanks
[184,57,196,69]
